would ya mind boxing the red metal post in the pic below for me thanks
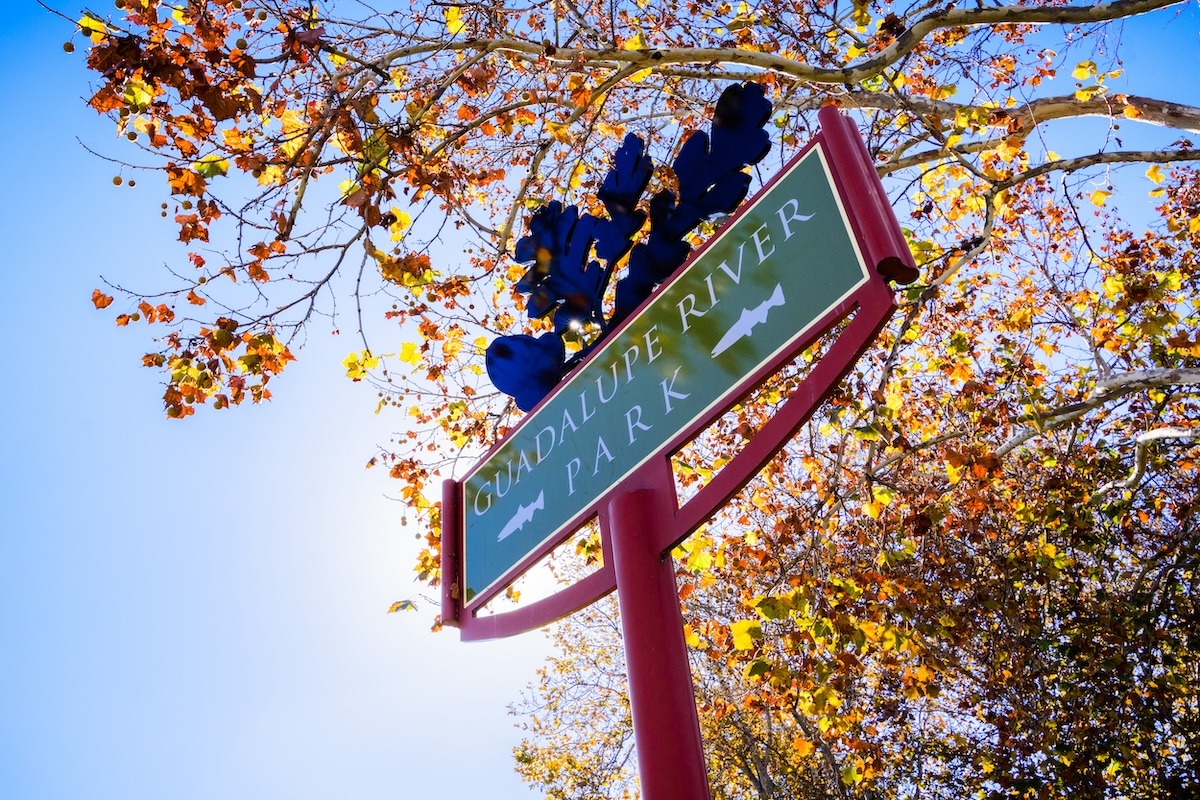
[441,478,462,628]
[606,462,711,800]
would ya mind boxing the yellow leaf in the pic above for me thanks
[813,685,842,711]
[1089,189,1111,207]
[257,165,284,186]
[445,6,466,35]
[624,30,647,50]
[1072,60,1097,81]
[192,155,229,178]
[793,737,816,757]
[389,207,412,241]
[1007,305,1032,330]
[1145,165,1165,184]
[343,349,379,380]
[78,14,109,44]
[730,620,762,650]
[1123,104,1144,120]
[399,341,422,366]
[687,548,713,572]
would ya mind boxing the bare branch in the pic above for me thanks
[1093,426,1200,501]
[999,368,1200,456]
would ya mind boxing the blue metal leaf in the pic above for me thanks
[612,83,772,320]
[485,333,567,412]
[709,82,773,176]
[514,201,605,329]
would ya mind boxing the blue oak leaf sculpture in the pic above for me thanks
[615,82,772,320]
[487,82,772,412]
[484,333,566,413]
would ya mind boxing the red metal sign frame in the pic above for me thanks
[441,106,914,640]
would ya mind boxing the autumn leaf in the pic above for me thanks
[91,289,114,309]
[193,155,230,178]
[444,6,466,35]
[77,14,108,44]
[730,619,762,650]
[343,349,379,380]
[793,737,816,758]
[623,30,647,50]
[166,166,206,196]
[1072,60,1098,80]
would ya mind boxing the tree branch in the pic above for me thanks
[373,1,1187,90]
[998,368,1200,457]
[1093,426,1200,501]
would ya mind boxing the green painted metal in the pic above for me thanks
[462,144,869,601]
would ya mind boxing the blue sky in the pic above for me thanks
[2,2,1197,800]
[0,4,549,799]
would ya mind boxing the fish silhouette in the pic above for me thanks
[497,490,546,542]
[710,283,786,357]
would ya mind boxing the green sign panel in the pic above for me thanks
[462,144,870,601]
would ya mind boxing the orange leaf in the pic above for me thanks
[92,289,114,309]
[166,165,207,196]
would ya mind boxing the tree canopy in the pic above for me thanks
[61,0,1200,797]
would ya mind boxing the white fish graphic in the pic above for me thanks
[710,284,786,357]
[497,490,546,542]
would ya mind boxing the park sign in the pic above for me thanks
[463,145,864,599]
[442,106,917,637]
